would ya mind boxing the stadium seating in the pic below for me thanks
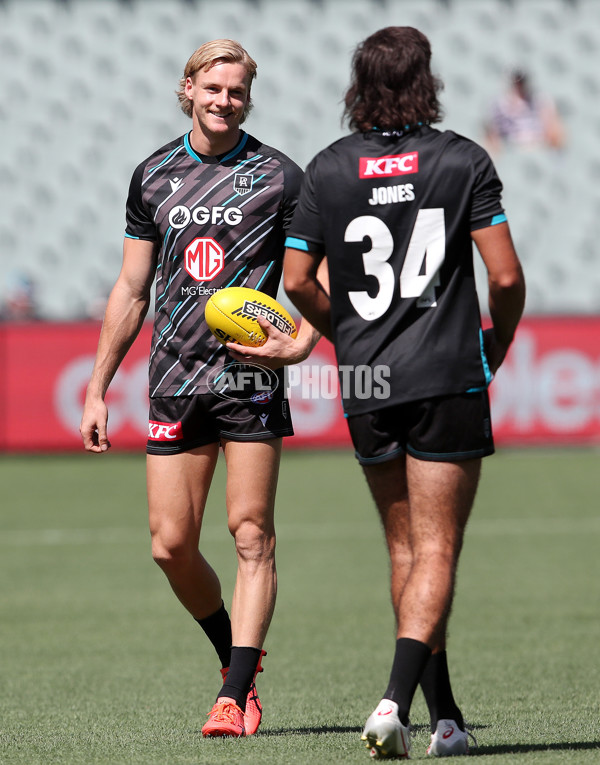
[1,0,599,318]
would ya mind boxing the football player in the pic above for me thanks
[284,26,525,758]
[81,39,320,738]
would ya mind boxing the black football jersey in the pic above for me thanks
[125,131,303,397]
[286,126,506,414]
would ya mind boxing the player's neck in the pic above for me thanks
[189,124,243,157]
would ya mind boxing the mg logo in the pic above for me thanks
[184,237,224,281]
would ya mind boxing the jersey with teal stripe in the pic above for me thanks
[286,126,505,414]
[125,131,302,397]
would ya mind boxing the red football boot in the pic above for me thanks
[201,700,245,738]
[220,649,266,735]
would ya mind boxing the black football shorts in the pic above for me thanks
[146,385,293,455]
[346,390,495,465]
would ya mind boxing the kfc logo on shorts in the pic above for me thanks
[359,152,419,178]
[148,420,183,440]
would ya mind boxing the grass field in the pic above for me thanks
[1,448,599,764]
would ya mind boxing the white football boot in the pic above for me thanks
[427,719,472,756]
[361,699,410,759]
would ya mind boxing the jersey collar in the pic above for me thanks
[183,131,249,163]
[371,122,424,137]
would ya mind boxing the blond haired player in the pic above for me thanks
[81,39,319,738]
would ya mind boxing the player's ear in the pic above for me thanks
[242,78,253,121]
[184,75,195,100]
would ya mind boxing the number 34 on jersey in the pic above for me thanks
[345,208,445,321]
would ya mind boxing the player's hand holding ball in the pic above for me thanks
[205,287,306,368]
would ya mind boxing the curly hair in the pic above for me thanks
[344,27,443,132]
[176,39,257,122]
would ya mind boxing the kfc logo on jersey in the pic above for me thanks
[184,237,225,282]
[148,420,183,440]
[359,152,419,179]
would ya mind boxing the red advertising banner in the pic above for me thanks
[1,323,152,452]
[1,317,599,452]
[487,317,600,444]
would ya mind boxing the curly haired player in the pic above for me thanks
[284,26,525,758]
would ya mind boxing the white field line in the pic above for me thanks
[1,517,600,546]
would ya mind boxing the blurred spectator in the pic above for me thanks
[484,69,565,154]
[0,272,39,321]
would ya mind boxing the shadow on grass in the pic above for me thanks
[261,725,600,756]
[475,741,600,756]
[261,721,451,736]
[261,725,363,736]
[262,722,473,737]
[455,725,600,756]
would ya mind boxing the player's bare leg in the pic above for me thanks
[361,455,480,755]
[364,454,480,644]
[202,438,280,737]
[398,455,480,646]
[222,438,280,648]
[405,457,479,755]
[147,444,223,619]
[363,454,413,628]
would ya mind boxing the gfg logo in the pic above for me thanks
[168,204,243,229]
[206,362,280,402]
[359,152,419,178]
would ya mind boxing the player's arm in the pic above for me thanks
[472,221,525,375]
[283,248,333,342]
[80,237,157,452]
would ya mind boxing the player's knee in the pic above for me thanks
[230,518,275,563]
[151,531,194,571]
[415,543,459,569]
[388,542,414,568]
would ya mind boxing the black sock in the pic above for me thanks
[218,646,262,712]
[195,601,232,668]
[419,650,464,732]
[383,637,432,725]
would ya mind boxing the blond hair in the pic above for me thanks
[177,39,257,122]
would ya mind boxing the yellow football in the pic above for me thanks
[205,287,298,347]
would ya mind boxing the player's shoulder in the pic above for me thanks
[302,133,361,175]
[132,134,187,178]
[245,133,303,176]
[315,132,360,157]
[244,134,304,200]
[431,128,492,162]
